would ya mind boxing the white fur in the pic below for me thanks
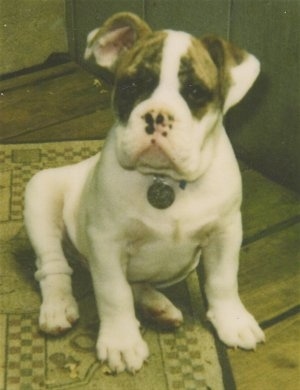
[160,31,191,90]
[224,54,260,113]
[24,26,264,374]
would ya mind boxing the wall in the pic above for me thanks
[0,0,68,75]
[67,0,299,192]
[66,0,231,63]
[227,0,300,192]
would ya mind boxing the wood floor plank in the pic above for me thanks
[238,224,300,323]
[228,314,300,390]
[4,109,113,143]
[241,168,300,239]
[0,63,110,142]
[0,62,78,91]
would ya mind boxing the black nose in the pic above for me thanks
[156,113,164,124]
[143,111,174,135]
[144,113,155,134]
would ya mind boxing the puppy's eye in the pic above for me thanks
[187,85,204,100]
[118,74,157,99]
[114,71,159,123]
[182,83,212,106]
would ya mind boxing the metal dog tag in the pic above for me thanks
[147,177,175,209]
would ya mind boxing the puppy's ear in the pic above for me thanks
[202,36,260,113]
[84,12,152,70]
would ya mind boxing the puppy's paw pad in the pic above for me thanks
[39,296,79,335]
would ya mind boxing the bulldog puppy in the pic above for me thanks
[24,12,265,374]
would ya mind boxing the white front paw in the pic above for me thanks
[39,295,79,335]
[207,301,265,350]
[97,320,149,374]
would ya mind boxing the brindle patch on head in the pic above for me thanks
[179,37,221,119]
[113,32,167,123]
[201,35,248,110]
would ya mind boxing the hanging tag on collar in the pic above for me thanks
[147,176,175,209]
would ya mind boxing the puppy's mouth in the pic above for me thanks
[137,140,173,170]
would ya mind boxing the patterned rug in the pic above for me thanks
[0,141,227,390]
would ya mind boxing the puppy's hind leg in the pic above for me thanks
[132,283,183,328]
[24,168,79,335]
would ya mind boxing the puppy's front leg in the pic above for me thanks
[86,227,149,374]
[203,212,265,350]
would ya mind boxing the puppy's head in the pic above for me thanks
[85,12,260,181]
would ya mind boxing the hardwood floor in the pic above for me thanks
[1,63,299,389]
[0,62,113,143]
